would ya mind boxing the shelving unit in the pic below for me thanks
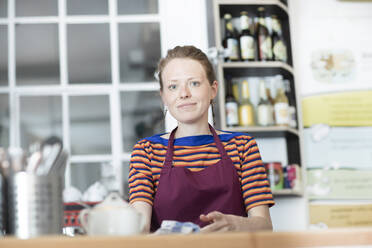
[213,0,304,197]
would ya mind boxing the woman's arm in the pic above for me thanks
[200,205,273,232]
[131,201,152,233]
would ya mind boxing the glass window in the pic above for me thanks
[70,162,102,194]
[0,25,7,86]
[67,24,111,84]
[0,0,7,18]
[15,0,58,17]
[0,94,9,147]
[16,24,60,86]
[122,161,129,200]
[69,95,111,155]
[119,23,160,83]
[67,0,108,15]
[19,95,62,150]
[121,91,164,152]
[117,0,158,15]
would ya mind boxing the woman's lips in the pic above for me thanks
[177,103,196,109]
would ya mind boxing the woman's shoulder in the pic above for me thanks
[135,133,169,147]
[217,130,256,142]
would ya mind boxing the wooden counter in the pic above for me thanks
[1,228,372,248]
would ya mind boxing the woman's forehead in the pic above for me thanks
[162,58,206,79]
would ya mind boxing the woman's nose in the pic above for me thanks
[179,84,191,98]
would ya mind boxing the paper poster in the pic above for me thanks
[309,203,372,228]
[307,169,372,199]
[292,0,372,96]
[303,126,372,169]
[302,91,372,127]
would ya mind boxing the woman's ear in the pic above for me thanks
[211,80,218,99]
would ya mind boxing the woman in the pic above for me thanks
[129,45,274,233]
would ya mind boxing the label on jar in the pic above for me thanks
[240,36,255,60]
[225,102,239,126]
[274,102,289,125]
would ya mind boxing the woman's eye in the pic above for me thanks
[168,84,177,90]
[191,81,200,87]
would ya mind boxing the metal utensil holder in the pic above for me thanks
[8,172,64,238]
[0,174,5,236]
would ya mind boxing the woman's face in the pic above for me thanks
[160,58,218,125]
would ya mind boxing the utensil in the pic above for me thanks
[47,150,68,176]
[0,148,9,178]
[36,136,63,175]
[26,151,42,174]
[7,147,26,173]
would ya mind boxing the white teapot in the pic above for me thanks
[79,192,145,236]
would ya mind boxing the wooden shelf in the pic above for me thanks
[273,188,303,196]
[222,61,294,74]
[224,126,299,136]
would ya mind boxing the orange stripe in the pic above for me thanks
[129,198,153,206]
[129,179,153,188]
[246,200,275,211]
[242,181,270,191]
[245,195,274,205]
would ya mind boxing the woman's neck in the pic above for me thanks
[175,122,211,139]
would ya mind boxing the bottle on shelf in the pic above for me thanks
[274,80,290,126]
[225,76,239,127]
[239,11,256,61]
[257,79,274,126]
[271,15,288,63]
[238,80,255,126]
[223,13,239,62]
[232,79,240,102]
[256,7,273,61]
[283,79,297,128]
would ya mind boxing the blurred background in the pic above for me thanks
[1,0,372,232]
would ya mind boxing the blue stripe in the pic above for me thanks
[174,150,220,157]
[173,157,221,163]
[242,185,271,194]
[129,183,152,188]
[242,171,267,179]
[131,154,150,160]
[143,131,256,146]
[151,157,164,164]
[242,164,264,172]
[129,189,152,195]
[242,178,269,188]
[243,157,262,164]
[128,176,152,184]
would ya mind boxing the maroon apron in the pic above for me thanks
[151,124,247,231]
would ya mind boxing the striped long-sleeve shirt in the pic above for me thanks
[128,131,274,212]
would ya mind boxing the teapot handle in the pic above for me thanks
[78,208,90,233]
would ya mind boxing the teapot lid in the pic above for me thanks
[94,191,129,209]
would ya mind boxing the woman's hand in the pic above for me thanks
[200,205,273,232]
[199,211,245,232]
